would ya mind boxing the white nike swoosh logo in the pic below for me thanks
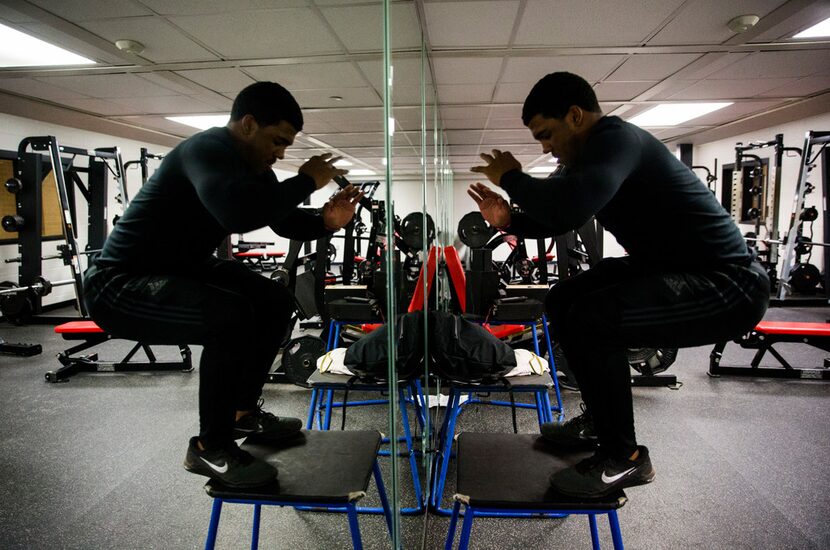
[200,456,229,474]
[601,466,635,484]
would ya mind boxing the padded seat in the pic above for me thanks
[203,430,391,550]
[431,373,558,515]
[446,432,627,550]
[709,320,830,379]
[47,320,192,382]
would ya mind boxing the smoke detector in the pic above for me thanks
[115,39,145,55]
[727,14,760,34]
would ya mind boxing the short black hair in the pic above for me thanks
[522,72,601,125]
[230,81,303,131]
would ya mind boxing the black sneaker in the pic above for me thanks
[183,437,278,488]
[549,445,655,498]
[540,403,597,449]
[233,399,302,443]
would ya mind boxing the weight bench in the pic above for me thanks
[709,320,830,379]
[233,250,286,271]
[203,429,392,550]
[47,320,193,382]
[445,432,627,550]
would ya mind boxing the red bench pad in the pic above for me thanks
[55,321,105,334]
[755,321,830,336]
[234,251,285,258]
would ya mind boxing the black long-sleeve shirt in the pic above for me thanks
[500,116,750,269]
[95,127,331,274]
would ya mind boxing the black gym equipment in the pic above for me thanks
[458,211,494,249]
[275,335,327,387]
[0,275,75,324]
[7,136,128,323]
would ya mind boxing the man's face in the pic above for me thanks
[526,113,577,166]
[241,117,298,173]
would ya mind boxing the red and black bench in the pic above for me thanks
[233,250,286,271]
[47,320,193,383]
[709,321,830,379]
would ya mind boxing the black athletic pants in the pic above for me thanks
[84,258,294,449]
[545,257,769,459]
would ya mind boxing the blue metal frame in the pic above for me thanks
[444,501,624,550]
[204,461,392,550]
[305,320,428,514]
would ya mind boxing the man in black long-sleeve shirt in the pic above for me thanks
[85,82,360,488]
[470,72,769,498]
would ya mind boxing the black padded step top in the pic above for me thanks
[448,372,554,390]
[456,432,627,510]
[205,430,381,504]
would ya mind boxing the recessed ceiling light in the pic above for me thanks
[0,22,95,67]
[627,103,733,127]
[329,95,343,101]
[166,114,229,130]
[793,16,830,38]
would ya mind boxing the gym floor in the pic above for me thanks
[1,306,828,550]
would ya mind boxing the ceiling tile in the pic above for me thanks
[35,73,182,98]
[138,0,307,15]
[708,51,830,80]
[440,105,492,120]
[57,97,138,116]
[648,0,783,46]
[501,55,627,83]
[515,0,685,47]
[438,84,495,104]
[107,94,223,115]
[0,5,37,22]
[609,54,703,81]
[29,0,152,21]
[0,77,89,100]
[444,117,488,130]
[480,129,532,144]
[169,8,343,58]
[82,16,219,63]
[246,62,367,90]
[493,82,532,103]
[320,3,422,51]
[433,57,504,85]
[486,118,526,129]
[322,133,386,147]
[292,87,381,109]
[445,130,484,145]
[666,78,797,100]
[424,1,519,48]
[758,75,830,98]
[594,81,659,102]
[176,69,257,94]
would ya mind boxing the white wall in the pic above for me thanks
[0,112,172,306]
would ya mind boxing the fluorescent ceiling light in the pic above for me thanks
[793,16,830,38]
[166,115,229,130]
[627,103,732,127]
[548,156,559,163]
[529,166,554,174]
[349,169,376,176]
[333,159,352,166]
[0,23,94,67]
